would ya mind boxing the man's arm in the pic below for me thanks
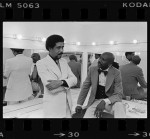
[137,68,147,88]
[77,67,92,106]
[108,70,123,104]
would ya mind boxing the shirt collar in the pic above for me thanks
[100,65,111,71]
[16,54,24,57]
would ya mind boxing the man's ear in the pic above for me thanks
[48,48,52,51]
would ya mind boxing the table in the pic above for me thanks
[122,99,147,118]
[3,89,147,118]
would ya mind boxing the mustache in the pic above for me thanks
[58,53,63,55]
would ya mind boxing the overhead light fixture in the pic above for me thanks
[92,42,96,45]
[41,37,46,42]
[109,41,114,45]
[76,42,80,45]
[135,52,141,55]
[133,40,138,44]
[17,34,23,40]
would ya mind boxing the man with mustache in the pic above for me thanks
[36,34,77,118]
[75,52,126,118]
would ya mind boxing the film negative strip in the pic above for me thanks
[0,0,150,138]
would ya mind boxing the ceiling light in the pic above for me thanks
[92,42,96,45]
[133,40,138,44]
[42,37,46,42]
[17,34,22,40]
[76,42,80,45]
[109,41,114,45]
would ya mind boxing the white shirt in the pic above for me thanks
[98,68,111,105]
[98,68,108,86]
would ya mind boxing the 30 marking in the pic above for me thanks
[68,132,80,138]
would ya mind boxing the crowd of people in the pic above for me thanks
[3,34,147,118]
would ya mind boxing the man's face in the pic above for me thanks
[98,54,111,70]
[49,42,64,60]
[32,54,40,63]
[127,53,135,61]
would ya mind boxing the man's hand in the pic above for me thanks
[94,100,106,118]
[75,106,82,113]
[46,80,62,90]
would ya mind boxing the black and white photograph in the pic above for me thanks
[3,22,147,119]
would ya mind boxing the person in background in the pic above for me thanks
[78,55,82,64]
[36,34,77,118]
[87,54,92,73]
[90,54,101,67]
[119,55,147,100]
[3,64,7,106]
[30,53,44,98]
[68,55,81,88]
[75,52,126,118]
[112,61,119,69]
[124,52,135,64]
[3,48,33,105]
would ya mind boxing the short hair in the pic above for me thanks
[125,52,135,58]
[132,55,141,65]
[95,54,101,59]
[112,62,119,69]
[10,48,24,54]
[31,53,41,60]
[69,55,77,61]
[45,34,64,51]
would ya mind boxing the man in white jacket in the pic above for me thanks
[36,34,77,118]
[3,48,33,105]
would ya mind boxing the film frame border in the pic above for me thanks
[0,0,150,138]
